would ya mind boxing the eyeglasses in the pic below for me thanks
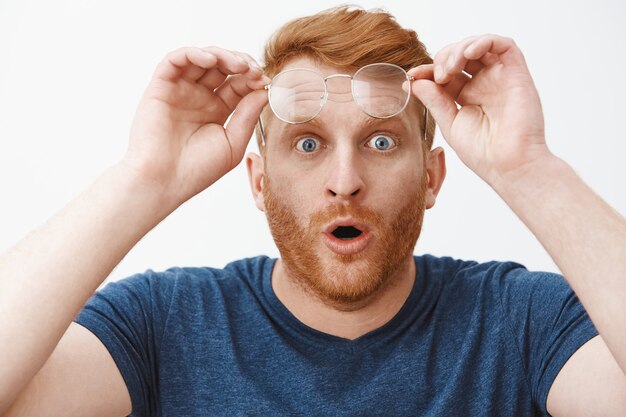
[258,63,428,145]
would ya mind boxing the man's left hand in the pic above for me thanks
[408,34,549,187]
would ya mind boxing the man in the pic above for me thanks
[1,5,625,416]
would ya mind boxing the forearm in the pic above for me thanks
[493,153,626,375]
[0,162,171,412]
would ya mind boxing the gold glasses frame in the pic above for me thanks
[258,63,429,146]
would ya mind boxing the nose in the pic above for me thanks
[324,145,366,203]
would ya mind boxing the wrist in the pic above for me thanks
[489,150,577,215]
[488,147,561,194]
[108,160,180,221]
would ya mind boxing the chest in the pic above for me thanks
[154,322,537,417]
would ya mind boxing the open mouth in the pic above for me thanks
[323,220,371,255]
[331,225,363,240]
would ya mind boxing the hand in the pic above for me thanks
[122,46,269,209]
[408,34,550,186]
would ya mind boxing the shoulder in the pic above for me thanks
[415,253,527,284]
[94,255,275,305]
[415,253,573,304]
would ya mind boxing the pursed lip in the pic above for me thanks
[322,218,372,255]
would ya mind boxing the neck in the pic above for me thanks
[271,256,416,340]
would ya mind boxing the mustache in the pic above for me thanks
[308,203,384,230]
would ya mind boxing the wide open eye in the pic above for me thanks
[295,137,320,153]
[366,135,396,151]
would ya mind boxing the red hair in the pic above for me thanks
[257,5,435,150]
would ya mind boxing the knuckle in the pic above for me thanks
[163,46,194,63]
[241,52,255,61]
[164,47,183,60]
[463,35,479,45]
[434,47,451,63]
[201,46,225,56]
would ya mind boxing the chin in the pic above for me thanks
[286,242,400,306]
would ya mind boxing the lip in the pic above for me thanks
[322,218,372,255]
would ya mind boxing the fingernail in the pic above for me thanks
[466,41,477,56]
[446,55,455,71]
[435,65,445,82]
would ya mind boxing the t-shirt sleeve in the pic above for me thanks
[496,264,599,415]
[73,269,174,417]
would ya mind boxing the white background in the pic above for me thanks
[1,0,624,289]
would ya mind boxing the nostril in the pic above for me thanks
[327,186,361,198]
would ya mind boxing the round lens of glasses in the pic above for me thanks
[268,69,326,124]
[352,63,411,119]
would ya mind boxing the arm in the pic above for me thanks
[409,34,626,413]
[0,46,268,415]
[4,323,133,417]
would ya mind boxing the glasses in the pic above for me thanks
[258,63,428,144]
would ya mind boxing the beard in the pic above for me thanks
[263,175,427,309]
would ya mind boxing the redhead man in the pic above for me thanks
[1,6,625,417]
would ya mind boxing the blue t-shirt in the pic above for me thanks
[74,255,598,416]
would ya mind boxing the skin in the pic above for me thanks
[409,35,626,415]
[1,35,625,416]
[247,57,445,339]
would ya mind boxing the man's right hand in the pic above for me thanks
[0,46,269,415]
[122,46,269,210]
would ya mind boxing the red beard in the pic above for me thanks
[263,175,427,307]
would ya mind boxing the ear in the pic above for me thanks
[245,152,266,212]
[424,146,446,209]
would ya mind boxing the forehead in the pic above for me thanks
[263,56,423,143]
[280,56,353,77]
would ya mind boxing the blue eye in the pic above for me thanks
[367,135,396,151]
[295,137,319,153]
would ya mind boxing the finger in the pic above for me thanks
[197,49,269,90]
[199,46,252,76]
[463,60,485,76]
[198,66,270,94]
[463,34,523,66]
[409,64,474,104]
[408,63,435,81]
[410,78,459,141]
[155,46,252,85]
[155,47,218,82]
[197,67,229,91]
[214,74,259,114]
[214,69,270,112]
[434,36,479,84]
[230,51,264,79]
[477,52,501,67]
[459,35,529,79]
[224,89,269,168]
[412,54,484,85]
[445,35,481,75]
[442,72,472,104]
[229,51,270,89]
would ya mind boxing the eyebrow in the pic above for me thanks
[280,115,412,134]
[361,116,411,132]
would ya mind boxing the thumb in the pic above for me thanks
[410,79,458,141]
[224,89,269,167]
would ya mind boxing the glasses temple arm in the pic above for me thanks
[423,107,429,142]
[258,116,266,147]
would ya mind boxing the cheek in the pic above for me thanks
[264,172,314,222]
[367,159,424,196]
